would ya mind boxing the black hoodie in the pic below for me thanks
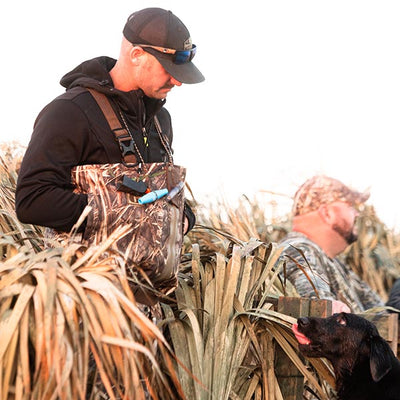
[15,56,188,232]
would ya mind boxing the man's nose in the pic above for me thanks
[170,76,182,86]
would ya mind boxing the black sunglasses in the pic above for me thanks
[136,44,197,65]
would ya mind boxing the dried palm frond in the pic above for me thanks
[165,240,335,399]
[344,205,400,301]
[0,229,184,400]
[0,144,44,252]
[187,193,290,249]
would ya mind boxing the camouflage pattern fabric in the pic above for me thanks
[47,162,186,305]
[278,232,383,313]
[293,175,369,216]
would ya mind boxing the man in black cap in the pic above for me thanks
[16,7,203,233]
[15,8,204,303]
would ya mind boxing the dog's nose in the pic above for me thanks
[298,317,310,327]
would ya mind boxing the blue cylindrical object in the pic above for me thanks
[138,188,168,204]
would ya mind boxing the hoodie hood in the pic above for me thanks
[60,56,164,119]
[60,56,116,93]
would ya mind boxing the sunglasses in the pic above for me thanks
[136,44,197,65]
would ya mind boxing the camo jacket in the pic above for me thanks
[278,232,383,313]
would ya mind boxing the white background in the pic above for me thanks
[2,1,400,228]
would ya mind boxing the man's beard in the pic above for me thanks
[332,222,358,245]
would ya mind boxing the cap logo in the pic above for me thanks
[183,37,192,50]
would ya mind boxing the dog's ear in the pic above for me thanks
[370,336,393,382]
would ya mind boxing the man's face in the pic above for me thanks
[137,52,182,99]
[329,201,359,245]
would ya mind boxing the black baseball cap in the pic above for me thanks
[123,8,205,84]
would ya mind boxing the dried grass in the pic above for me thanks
[1,142,399,399]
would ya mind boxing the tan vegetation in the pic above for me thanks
[1,142,399,399]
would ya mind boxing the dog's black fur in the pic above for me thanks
[294,313,400,400]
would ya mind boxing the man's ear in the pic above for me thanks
[129,46,145,65]
[317,204,333,224]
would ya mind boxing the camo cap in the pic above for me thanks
[293,175,369,216]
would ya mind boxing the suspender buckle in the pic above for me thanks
[119,139,136,157]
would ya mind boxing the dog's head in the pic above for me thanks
[292,313,393,382]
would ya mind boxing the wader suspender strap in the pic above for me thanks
[88,88,170,165]
[87,88,138,164]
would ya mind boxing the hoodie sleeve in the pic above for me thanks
[15,98,92,232]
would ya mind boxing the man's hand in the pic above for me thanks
[183,216,189,235]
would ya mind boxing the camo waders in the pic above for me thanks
[72,162,186,305]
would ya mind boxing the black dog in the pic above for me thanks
[292,313,400,400]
